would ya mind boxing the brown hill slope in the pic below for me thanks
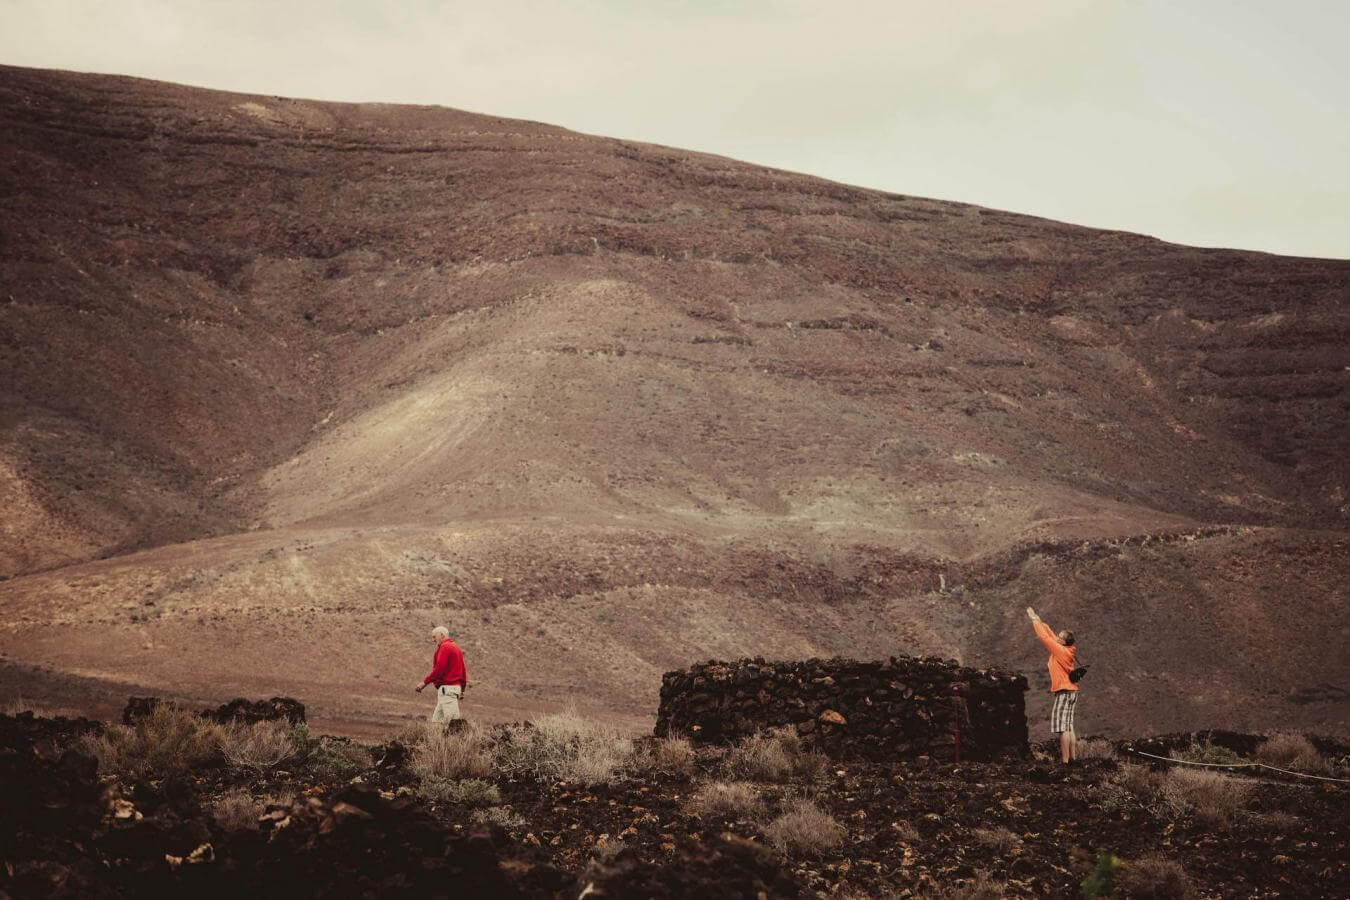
[1,66,1347,737]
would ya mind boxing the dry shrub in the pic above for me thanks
[760,798,845,856]
[418,776,501,806]
[685,781,763,819]
[497,711,633,785]
[1077,738,1116,760]
[1158,768,1252,828]
[219,720,296,770]
[411,722,494,780]
[1255,733,1329,773]
[471,806,526,829]
[1113,763,1164,798]
[78,704,222,778]
[309,737,372,778]
[212,788,262,831]
[1115,853,1194,899]
[724,727,827,783]
[393,722,434,747]
[1169,737,1244,766]
[931,870,1005,899]
[639,735,696,775]
[1257,810,1301,830]
[971,826,1018,855]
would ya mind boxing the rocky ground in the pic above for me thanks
[3,702,1347,899]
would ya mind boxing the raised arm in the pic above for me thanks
[1028,608,1074,664]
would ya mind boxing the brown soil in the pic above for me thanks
[1,65,1347,738]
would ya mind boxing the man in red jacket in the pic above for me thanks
[415,626,468,723]
[1026,606,1078,764]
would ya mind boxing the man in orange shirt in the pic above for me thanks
[1026,606,1078,764]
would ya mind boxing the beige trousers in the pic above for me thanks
[429,684,462,723]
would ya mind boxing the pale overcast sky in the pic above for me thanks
[3,0,1347,258]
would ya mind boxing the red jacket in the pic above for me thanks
[424,639,468,690]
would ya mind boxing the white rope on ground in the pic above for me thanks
[1125,748,1350,783]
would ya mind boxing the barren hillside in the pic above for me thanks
[1,65,1346,737]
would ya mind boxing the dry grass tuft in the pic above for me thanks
[1158,768,1252,828]
[471,806,526,829]
[212,788,262,831]
[497,711,633,785]
[392,722,435,747]
[685,781,763,819]
[760,798,845,856]
[1076,738,1116,760]
[971,826,1019,855]
[1115,853,1195,899]
[77,704,222,779]
[724,727,827,783]
[417,776,501,806]
[411,722,495,780]
[638,735,696,775]
[218,720,296,770]
[1256,810,1301,831]
[1113,763,1164,798]
[932,870,1005,899]
[1169,736,1244,766]
[1255,733,1330,774]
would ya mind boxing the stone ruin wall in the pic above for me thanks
[656,656,1029,761]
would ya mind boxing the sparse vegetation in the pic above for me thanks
[1256,810,1301,830]
[1169,736,1245,766]
[1076,738,1116,760]
[760,798,845,856]
[308,738,371,778]
[1111,761,1253,829]
[77,704,222,778]
[637,735,696,775]
[496,711,633,785]
[1112,763,1164,799]
[685,780,763,819]
[1081,850,1125,898]
[1255,733,1330,774]
[218,720,296,770]
[971,826,1018,855]
[1115,853,1194,899]
[933,869,1007,899]
[411,722,495,780]
[1158,768,1252,828]
[212,788,263,831]
[417,776,501,806]
[723,727,827,783]
[471,806,526,829]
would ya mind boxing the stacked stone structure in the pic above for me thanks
[656,656,1028,761]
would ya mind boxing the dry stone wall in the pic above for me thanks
[656,656,1028,761]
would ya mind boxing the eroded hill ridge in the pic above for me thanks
[0,65,1346,737]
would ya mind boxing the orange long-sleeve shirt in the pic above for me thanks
[1034,621,1077,693]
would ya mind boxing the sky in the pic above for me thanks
[3,0,1347,259]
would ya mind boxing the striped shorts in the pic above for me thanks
[1050,690,1078,734]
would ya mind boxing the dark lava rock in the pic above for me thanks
[122,696,165,723]
[123,695,306,726]
[204,697,306,726]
